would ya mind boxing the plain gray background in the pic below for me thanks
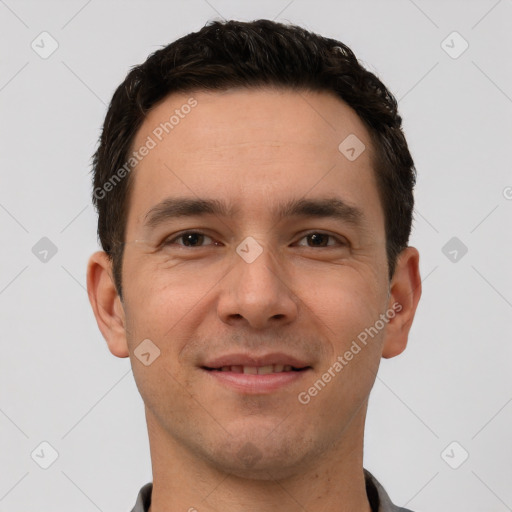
[1,0,511,510]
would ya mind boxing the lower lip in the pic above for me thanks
[202,369,311,394]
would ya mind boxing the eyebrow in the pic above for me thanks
[143,196,365,229]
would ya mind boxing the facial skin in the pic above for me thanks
[87,87,421,512]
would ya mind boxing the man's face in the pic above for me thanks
[119,88,393,477]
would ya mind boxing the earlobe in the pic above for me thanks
[381,247,422,359]
[86,251,130,358]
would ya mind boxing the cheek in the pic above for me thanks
[297,271,386,416]
[296,264,387,351]
[125,257,216,319]
[122,273,202,420]
[122,258,229,370]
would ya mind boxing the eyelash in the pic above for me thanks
[163,231,348,249]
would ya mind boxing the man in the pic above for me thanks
[87,19,421,512]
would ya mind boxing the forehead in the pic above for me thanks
[133,86,371,158]
[127,87,383,230]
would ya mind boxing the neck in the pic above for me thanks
[146,405,372,512]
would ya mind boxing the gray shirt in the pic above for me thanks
[130,469,414,511]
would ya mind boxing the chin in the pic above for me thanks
[201,431,311,481]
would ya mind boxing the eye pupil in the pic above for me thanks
[308,233,328,246]
[183,233,203,246]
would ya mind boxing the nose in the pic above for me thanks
[217,242,299,330]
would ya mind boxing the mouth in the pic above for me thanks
[200,355,313,394]
[202,364,310,374]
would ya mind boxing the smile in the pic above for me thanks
[205,364,307,374]
[201,364,312,394]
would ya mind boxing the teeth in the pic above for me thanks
[216,364,301,374]
[258,365,274,375]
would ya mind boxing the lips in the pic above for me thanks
[208,364,304,374]
[201,352,312,371]
[200,353,313,393]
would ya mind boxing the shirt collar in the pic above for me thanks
[131,468,413,512]
[364,469,414,512]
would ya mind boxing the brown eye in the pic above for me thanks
[306,233,330,247]
[296,232,346,248]
[165,231,214,247]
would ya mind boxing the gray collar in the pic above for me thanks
[131,468,414,512]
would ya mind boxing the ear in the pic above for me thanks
[86,251,129,358]
[381,246,421,359]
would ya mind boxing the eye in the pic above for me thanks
[295,232,347,248]
[164,231,217,247]
[162,231,346,249]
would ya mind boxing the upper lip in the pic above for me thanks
[202,352,312,369]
